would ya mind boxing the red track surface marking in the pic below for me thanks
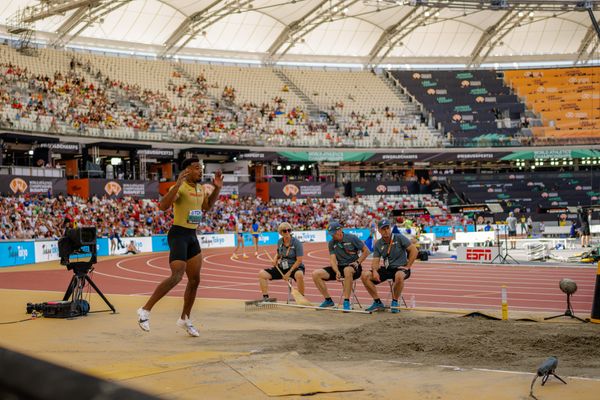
[0,243,595,313]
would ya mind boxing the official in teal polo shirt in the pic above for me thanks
[361,219,418,313]
[312,221,370,311]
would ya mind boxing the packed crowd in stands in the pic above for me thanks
[0,43,444,148]
[0,60,237,142]
[0,58,328,145]
[1,43,597,147]
[0,193,448,241]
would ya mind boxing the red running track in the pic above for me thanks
[0,243,596,314]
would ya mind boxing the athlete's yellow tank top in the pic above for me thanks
[171,181,206,229]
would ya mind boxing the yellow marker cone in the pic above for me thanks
[501,285,508,320]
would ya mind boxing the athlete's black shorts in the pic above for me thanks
[508,229,517,237]
[168,225,201,263]
[323,264,362,281]
[372,267,410,284]
[264,266,305,280]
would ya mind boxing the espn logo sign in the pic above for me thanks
[466,248,493,261]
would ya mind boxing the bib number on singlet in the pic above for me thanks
[187,210,203,224]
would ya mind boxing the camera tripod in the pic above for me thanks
[544,292,586,323]
[491,228,519,264]
[63,261,116,316]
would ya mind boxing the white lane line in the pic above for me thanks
[93,270,163,284]
[114,259,592,303]
[116,258,167,278]
[146,256,170,271]
[113,257,594,301]
[90,250,590,311]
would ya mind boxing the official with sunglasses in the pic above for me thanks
[362,219,418,313]
[258,222,305,299]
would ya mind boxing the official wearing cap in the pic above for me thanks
[312,221,370,311]
[361,219,418,313]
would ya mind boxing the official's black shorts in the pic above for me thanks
[508,230,517,237]
[582,223,591,236]
[264,266,305,280]
[323,264,362,281]
[168,225,201,263]
[372,267,410,284]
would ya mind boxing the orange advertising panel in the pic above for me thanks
[65,159,78,177]
[256,182,270,202]
[67,179,90,199]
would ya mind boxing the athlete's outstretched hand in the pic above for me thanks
[213,170,224,188]
[177,169,192,185]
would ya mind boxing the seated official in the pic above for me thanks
[258,222,305,300]
[361,219,418,313]
[312,221,370,311]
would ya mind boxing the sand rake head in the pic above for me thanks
[244,297,277,311]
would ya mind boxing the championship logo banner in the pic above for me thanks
[88,179,159,199]
[0,176,67,195]
[351,181,406,196]
[219,183,256,197]
[269,182,335,199]
[104,181,122,196]
[10,178,27,193]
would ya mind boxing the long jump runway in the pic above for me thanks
[0,243,595,314]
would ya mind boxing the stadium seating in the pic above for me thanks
[504,67,599,142]
[391,69,526,146]
[448,170,600,213]
[0,43,443,148]
[282,68,441,147]
[0,42,595,150]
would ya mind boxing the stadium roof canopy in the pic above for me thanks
[1,0,598,66]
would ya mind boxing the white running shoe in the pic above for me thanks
[177,317,200,337]
[137,307,150,332]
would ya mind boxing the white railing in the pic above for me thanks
[5,166,64,178]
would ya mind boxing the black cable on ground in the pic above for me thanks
[0,315,36,325]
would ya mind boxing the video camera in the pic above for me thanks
[26,300,90,318]
[58,227,97,265]
[27,226,116,318]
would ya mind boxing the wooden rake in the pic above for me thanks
[263,251,313,306]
